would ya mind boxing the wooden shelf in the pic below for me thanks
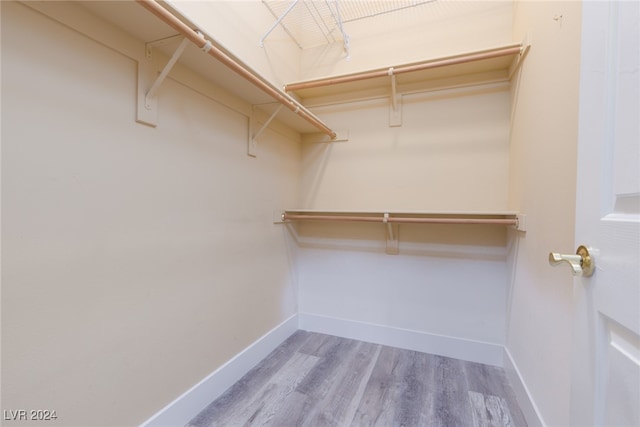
[42,0,332,135]
[37,2,529,135]
[278,209,523,227]
[277,209,525,254]
[285,44,528,104]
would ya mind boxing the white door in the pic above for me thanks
[569,1,640,426]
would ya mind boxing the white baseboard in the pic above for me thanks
[298,312,504,367]
[139,314,299,427]
[503,347,545,427]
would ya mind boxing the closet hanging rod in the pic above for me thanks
[284,44,523,92]
[282,213,518,226]
[135,0,336,139]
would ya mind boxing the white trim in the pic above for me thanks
[139,314,299,427]
[298,312,504,367]
[503,347,546,427]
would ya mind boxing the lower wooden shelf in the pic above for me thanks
[278,209,523,227]
[276,209,525,255]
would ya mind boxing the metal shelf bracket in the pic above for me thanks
[509,34,532,79]
[260,0,300,48]
[389,68,402,127]
[248,105,284,157]
[383,213,399,254]
[137,36,190,127]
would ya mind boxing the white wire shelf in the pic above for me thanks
[260,0,436,50]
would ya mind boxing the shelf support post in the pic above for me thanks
[384,213,399,254]
[509,36,532,79]
[515,213,527,231]
[332,0,351,61]
[390,69,398,110]
[389,68,402,127]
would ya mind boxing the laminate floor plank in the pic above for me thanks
[186,332,528,427]
[266,391,310,427]
[463,361,527,426]
[297,332,334,356]
[469,391,514,427]
[294,335,357,398]
[349,345,406,426]
[234,335,357,427]
[338,344,382,426]
[431,356,475,427]
[230,351,320,426]
[300,340,380,427]
[392,350,437,427]
[292,337,378,426]
[187,330,313,427]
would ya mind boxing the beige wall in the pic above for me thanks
[1,2,300,425]
[300,87,511,211]
[507,1,582,425]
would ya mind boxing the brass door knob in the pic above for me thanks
[549,245,595,277]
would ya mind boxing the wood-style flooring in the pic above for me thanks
[187,331,527,427]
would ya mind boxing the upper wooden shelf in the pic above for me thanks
[34,1,528,137]
[284,43,528,103]
[37,0,334,136]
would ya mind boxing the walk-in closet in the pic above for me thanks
[2,1,638,426]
